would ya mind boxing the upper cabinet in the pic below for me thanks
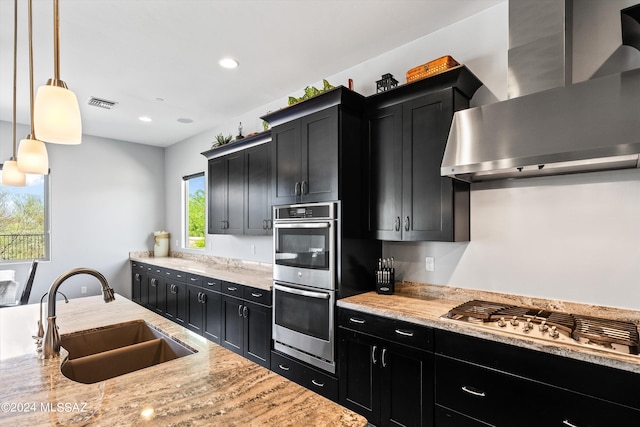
[365,66,482,242]
[202,131,272,236]
[263,87,365,206]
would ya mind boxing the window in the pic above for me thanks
[0,167,50,261]
[183,172,205,249]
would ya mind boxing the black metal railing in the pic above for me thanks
[0,234,45,260]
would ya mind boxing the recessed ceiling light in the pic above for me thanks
[177,118,193,124]
[218,57,239,69]
[139,116,152,122]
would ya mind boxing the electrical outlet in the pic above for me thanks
[425,257,435,272]
[81,286,87,294]
[251,245,256,254]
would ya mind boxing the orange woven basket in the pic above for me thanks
[406,55,460,83]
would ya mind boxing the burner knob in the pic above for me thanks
[549,326,560,339]
[538,321,548,333]
[497,317,507,327]
[510,316,519,327]
[522,320,534,333]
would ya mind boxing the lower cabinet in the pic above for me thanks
[271,350,339,402]
[338,308,434,427]
[185,275,223,344]
[434,329,640,427]
[221,283,272,368]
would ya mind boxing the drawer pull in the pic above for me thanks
[381,348,387,368]
[349,317,365,324]
[207,282,216,287]
[311,379,324,388]
[372,345,378,365]
[562,420,579,427]
[461,386,486,397]
[395,329,414,337]
[190,277,198,282]
[251,292,263,298]
[278,364,290,371]
[227,286,238,292]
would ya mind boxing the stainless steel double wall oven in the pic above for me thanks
[273,202,338,372]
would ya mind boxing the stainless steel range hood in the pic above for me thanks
[441,68,640,182]
[441,1,640,183]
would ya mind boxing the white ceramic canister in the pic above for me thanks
[154,231,170,257]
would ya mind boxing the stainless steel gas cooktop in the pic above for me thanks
[443,300,640,356]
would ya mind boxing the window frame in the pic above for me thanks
[0,165,51,264]
[182,171,206,250]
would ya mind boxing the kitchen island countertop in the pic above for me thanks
[0,295,366,426]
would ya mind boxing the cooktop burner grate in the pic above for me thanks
[447,300,514,320]
[573,315,640,349]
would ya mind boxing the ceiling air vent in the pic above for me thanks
[87,97,118,110]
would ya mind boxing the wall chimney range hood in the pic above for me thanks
[441,2,640,182]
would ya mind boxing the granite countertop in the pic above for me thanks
[0,296,366,426]
[338,283,640,375]
[130,252,273,291]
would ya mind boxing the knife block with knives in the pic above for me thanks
[376,257,395,295]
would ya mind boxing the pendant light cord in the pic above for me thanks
[12,0,18,159]
[53,0,60,81]
[29,0,36,137]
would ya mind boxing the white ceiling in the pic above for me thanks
[0,0,503,147]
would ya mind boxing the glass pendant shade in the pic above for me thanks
[2,160,26,186]
[34,82,82,145]
[17,136,49,175]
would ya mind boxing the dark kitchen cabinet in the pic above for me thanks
[244,142,272,235]
[338,308,434,427]
[185,275,223,344]
[221,282,272,368]
[165,280,186,326]
[434,329,640,426]
[366,66,481,241]
[271,349,339,402]
[263,86,365,208]
[208,152,244,235]
[131,261,147,305]
[147,267,166,315]
[203,132,272,236]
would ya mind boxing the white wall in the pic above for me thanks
[0,121,165,302]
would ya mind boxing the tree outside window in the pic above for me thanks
[184,173,205,249]
[0,169,49,261]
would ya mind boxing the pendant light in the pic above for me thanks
[17,0,49,175]
[33,0,81,145]
[2,0,26,186]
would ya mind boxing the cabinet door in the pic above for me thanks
[380,340,434,427]
[221,295,244,355]
[243,301,271,368]
[226,152,244,234]
[401,92,458,241]
[202,288,222,344]
[186,285,204,334]
[148,276,164,314]
[271,121,301,205]
[245,143,271,235]
[338,329,381,424]
[300,106,339,202]
[208,157,227,234]
[132,271,143,303]
[165,281,186,326]
[367,103,403,240]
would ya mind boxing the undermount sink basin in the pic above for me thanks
[60,320,196,384]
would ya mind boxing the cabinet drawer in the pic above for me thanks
[164,268,186,282]
[222,282,243,297]
[186,274,203,288]
[149,266,164,276]
[271,351,338,402]
[202,277,221,292]
[132,261,146,271]
[243,286,271,306]
[435,405,491,427]
[338,308,433,351]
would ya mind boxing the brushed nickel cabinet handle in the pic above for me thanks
[301,181,308,195]
[294,182,301,196]
[349,317,365,324]
[238,304,243,317]
[404,216,410,231]
[395,217,400,231]
[251,292,263,298]
[461,386,486,397]
[381,348,387,368]
[243,306,248,318]
[372,345,378,365]
[311,379,324,387]
[227,286,238,292]
[395,329,414,337]
[562,420,579,427]
[278,364,290,371]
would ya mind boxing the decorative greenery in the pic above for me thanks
[212,133,233,149]
[288,79,335,105]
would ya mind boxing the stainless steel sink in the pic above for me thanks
[60,320,196,384]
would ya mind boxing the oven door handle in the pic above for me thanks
[274,284,331,300]
[274,222,332,229]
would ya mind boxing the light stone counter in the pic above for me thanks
[0,295,365,426]
[337,282,640,375]
[130,252,273,291]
